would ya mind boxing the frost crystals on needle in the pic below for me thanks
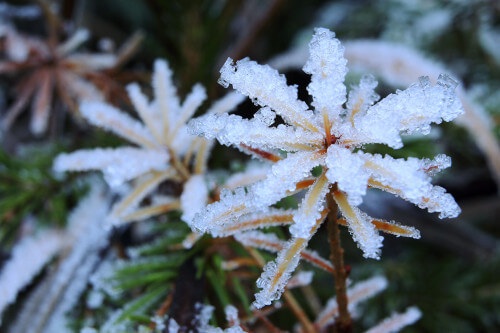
[189,27,463,308]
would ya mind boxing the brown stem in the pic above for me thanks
[326,185,352,333]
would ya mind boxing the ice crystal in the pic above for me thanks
[189,27,462,308]
[54,59,244,226]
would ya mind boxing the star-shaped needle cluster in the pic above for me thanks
[0,24,134,134]
[54,59,244,226]
[188,28,463,308]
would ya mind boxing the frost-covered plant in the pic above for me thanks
[0,21,138,135]
[189,27,463,327]
[3,181,111,331]
[54,59,245,226]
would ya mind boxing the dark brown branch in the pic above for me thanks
[326,185,352,333]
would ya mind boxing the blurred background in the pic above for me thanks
[1,0,499,332]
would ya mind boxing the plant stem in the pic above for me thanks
[326,185,352,333]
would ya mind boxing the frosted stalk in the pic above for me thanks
[365,307,422,333]
[251,151,325,208]
[286,271,314,289]
[80,101,157,148]
[303,28,348,121]
[290,173,329,238]
[152,59,180,131]
[253,237,306,308]
[180,175,208,226]
[316,276,388,329]
[67,54,117,70]
[107,171,173,224]
[334,191,383,259]
[223,163,270,190]
[219,58,320,132]
[356,75,464,148]
[189,113,323,151]
[56,29,89,55]
[0,230,64,321]
[191,187,251,234]
[53,147,169,187]
[346,74,380,122]
[206,91,246,115]
[210,209,294,237]
[173,84,207,132]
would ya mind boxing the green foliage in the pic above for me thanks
[0,144,87,248]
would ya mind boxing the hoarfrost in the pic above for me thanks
[181,175,208,225]
[188,26,463,306]
[365,307,422,333]
[53,148,169,187]
[0,229,64,321]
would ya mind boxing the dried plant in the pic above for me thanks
[189,27,463,329]
[1,2,494,331]
[0,21,139,135]
[54,59,244,227]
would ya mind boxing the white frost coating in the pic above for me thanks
[56,29,90,55]
[365,307,422,333]
[223,163,270,190]
[421,154,452,176]
[191,187,251,234]
[355,74,464,149]
[0,230,64,320]
[44,251,102,332]
[290,174,329,238]
[80,101,157,148]
[181,175,208,226]
[190,27,463,306]
[167,318,180,333]
[219,58,319,131]
[194,302,215,331]
[326,145,370,206]
[286,271,314,289]
[253,237,305,308]
[206,91,246,115]
[346,74,380,121]
[81,328,98,333]
[234,231,284,252]
[365,153,460,218]
[107,171,173,224]
[175,84,207,130]
[235,232,336,274]
[9,184,110,333]
[67,54,117,70]
[316,276,388,329]
[56,57,246,226]
[303,27,347,121]
[225,305,240,326]
[336,198,384,260]
[189,113,323,152]
[53,147,169,187]
[251,151,325,209]
[210,209,294,237]
[152,59,180,128]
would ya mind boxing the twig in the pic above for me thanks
[326,185,352,333]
